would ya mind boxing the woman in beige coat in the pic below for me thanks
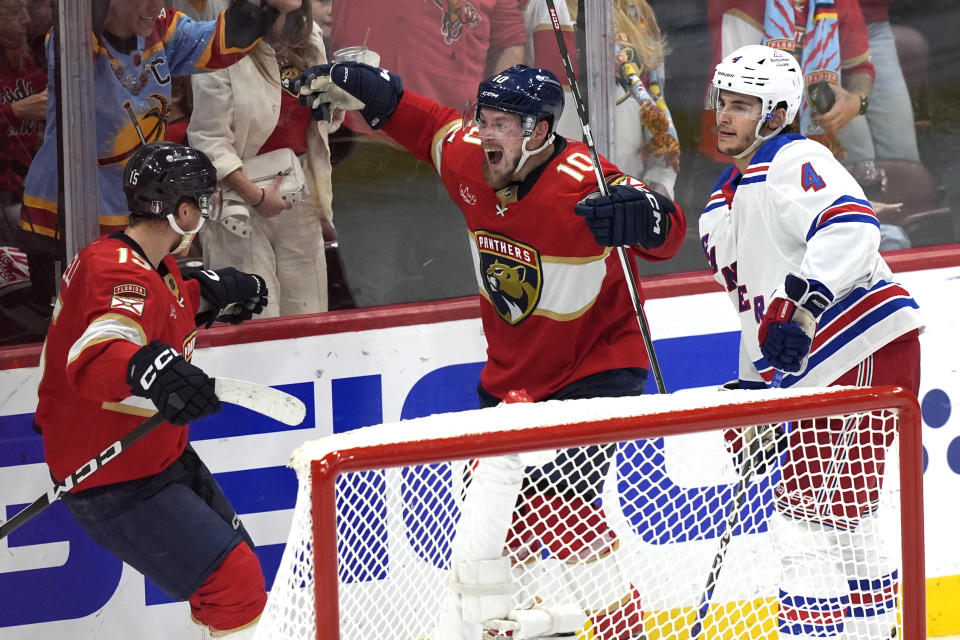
[189,0,336,316]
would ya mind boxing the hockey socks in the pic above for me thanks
[189,542,267,633]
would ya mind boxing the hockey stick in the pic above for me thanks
[0,377,306,541]
[544,0,666,394]
[688,371,784,639]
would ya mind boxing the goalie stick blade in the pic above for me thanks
[214,377,306,426]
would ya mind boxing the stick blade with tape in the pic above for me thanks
[214,377,307,426]
[1,378,306,541]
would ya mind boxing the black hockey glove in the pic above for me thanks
[223,0,281,50]
[574,184,673,249]
[187,267,268,327]
[758,273,832,373]
[290,61,404,129]
[127,341,220,425]
[720,380,788,475]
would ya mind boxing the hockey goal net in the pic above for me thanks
[254,386,924,640]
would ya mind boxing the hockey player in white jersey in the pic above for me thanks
[701,45,922,639]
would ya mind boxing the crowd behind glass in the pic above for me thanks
[1,0,957,345]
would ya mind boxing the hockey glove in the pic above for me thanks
[758,273,833,373]
[291,61,403,129]
[187,268,268,327]
[574,183,672,248]
[127,341,220,425]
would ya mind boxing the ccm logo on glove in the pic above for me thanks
[574,183,672,248]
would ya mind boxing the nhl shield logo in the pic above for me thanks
[476,231,542,325]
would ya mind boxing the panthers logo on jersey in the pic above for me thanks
[475,231,541,325]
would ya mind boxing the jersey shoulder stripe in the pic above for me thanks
[740,162,770,185]
[806,195,878,240]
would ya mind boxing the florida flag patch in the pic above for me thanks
[110,284,147,316]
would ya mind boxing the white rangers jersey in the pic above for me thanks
[699,134,922,387]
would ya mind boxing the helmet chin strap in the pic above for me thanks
[167,213,205,254]
[513,132,555,177]
[734,117,785,159]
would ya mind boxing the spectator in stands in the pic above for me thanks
[17,0,295,310]
[690,0,887,246]
[698,0,875,161]
[546,0,680,199]
[25,0,52,70]
[323,0,527,308]
[838,0,919,165]
[311,0,330,51]
[164,0,226,21]
[164,75,193,145]
[189,0,336,316]
[0,0,46,247]
[919,0,960,240]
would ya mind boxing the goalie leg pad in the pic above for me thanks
[505,602,587,637]
[768,512,848,639]
[451,557,515,623]
[454,455,526,562]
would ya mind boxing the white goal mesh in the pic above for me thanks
[254,386,924,640]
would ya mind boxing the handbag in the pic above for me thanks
[213,147,307,238]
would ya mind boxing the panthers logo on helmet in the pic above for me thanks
[476,231,541,325]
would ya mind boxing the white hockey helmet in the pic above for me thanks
[707,44,804,157]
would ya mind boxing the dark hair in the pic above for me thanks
[261,1,321,75]
[774,99,799,134]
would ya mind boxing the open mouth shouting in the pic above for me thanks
[484,146,505,169]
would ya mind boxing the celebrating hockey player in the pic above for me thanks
[701,45,923,640]
[33,142,269,639]
[293,62,687,638]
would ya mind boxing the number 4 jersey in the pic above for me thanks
[699,134,922,388]
[381,91,687,400]
[34,233,203,490]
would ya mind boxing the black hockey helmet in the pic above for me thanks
[476,65,565,137]
[123,142,218,219]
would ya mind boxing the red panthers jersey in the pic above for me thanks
[35,234,203,490]
[384,91,686,400]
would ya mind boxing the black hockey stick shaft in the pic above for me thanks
[689,459,756,639]
[0,378,305,541]
[0,412,165,541]
[689,373,785,638]
[543,0,666,394]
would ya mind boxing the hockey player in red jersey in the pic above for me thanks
[34,142,269,638]
[292,62,687,639]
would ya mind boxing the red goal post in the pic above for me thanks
[255,385,925,640]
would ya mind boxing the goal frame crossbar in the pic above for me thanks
[307,386,925,640]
